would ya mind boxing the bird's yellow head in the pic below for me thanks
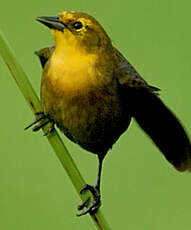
[37,11,111,54]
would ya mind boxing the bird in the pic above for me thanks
[25,11,191,216]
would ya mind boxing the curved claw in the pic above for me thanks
[77,184,101,216]
[77,197,91,211]
[77,199,101,216]
[80,184,100,198]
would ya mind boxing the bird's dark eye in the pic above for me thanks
[72,21,83,30]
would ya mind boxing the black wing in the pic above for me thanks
[115,47,191,171]
[35,46,55,68]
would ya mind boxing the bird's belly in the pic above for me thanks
[42,87,130,154]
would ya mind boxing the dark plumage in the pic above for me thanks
[28,12,191,215]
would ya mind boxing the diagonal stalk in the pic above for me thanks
[0,30,111,230]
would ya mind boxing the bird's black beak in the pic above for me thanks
[36,16,66,31]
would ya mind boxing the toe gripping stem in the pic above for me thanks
[77,184,101,216]
[25,111,55,135]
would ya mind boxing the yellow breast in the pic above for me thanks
[41,40,108,119]
[47,51,98,95]
[42,29,113,98]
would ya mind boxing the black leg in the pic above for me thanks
[95,155,104,192]
[77,154,104,216]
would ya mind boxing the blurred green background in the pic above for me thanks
[0,0,191,229]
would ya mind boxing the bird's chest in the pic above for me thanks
[41,51,99,114]
[41,53,121,147]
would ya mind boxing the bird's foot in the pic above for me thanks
[77,184,101,216]
[25,111,55,135]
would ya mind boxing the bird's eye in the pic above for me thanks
[72,21,83,30]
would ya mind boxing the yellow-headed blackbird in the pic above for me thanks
[26,11,191,215]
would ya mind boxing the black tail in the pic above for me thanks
[129,89,191,172]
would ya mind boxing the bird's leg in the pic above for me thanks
[95,154,104,192]
[25,111,55,135]
[77,154,104,216]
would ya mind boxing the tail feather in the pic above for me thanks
[129,89,191,171]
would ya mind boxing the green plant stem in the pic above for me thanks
[0,30,111,230]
